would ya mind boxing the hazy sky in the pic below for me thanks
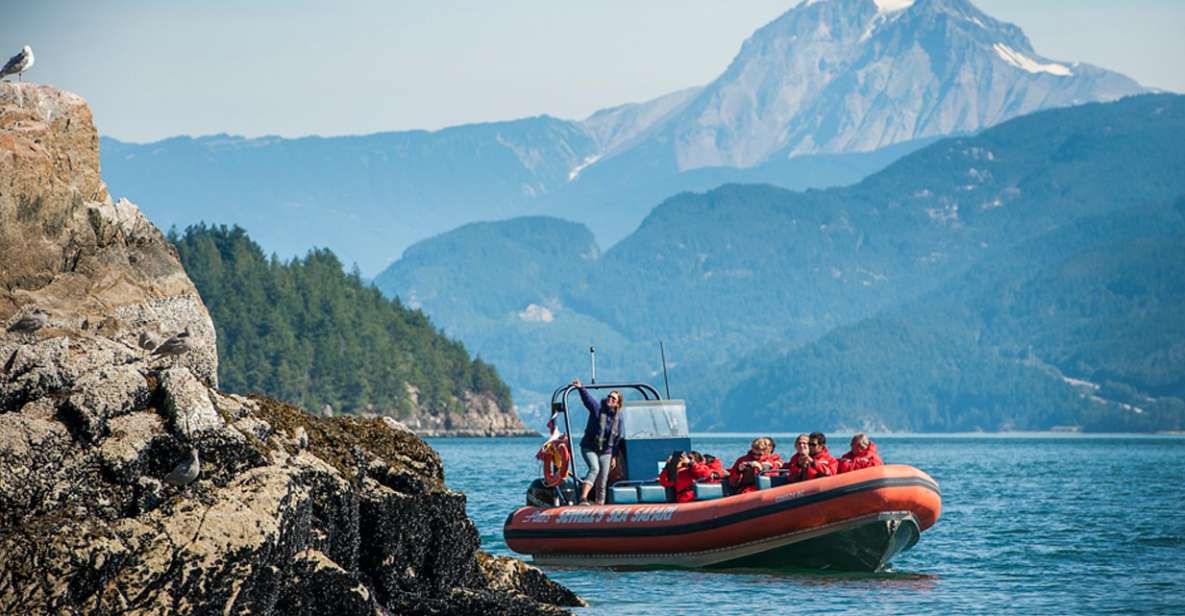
[4,0,1182,142]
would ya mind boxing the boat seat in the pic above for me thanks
[609,485,639,504]
[694,482,723,501]
[638,484,672,503]
[756,475,791,490]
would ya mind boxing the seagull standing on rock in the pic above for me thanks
[163,447,201,488]
[6,308,49,341]
[152,328,194,365]
[0,46,34,81]
[138,331,162,352]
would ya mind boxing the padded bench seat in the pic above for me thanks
[693,482,724,500]
[638,484,673,503]
[609,485,639,504]
[756,474,791,490]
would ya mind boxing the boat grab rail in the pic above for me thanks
[547,382,663,505]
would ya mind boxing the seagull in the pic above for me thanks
[152,328,193,362]
[6,308,48,340]
[0,46,34,82]
[138,331,163,352]
[163,447,200,488]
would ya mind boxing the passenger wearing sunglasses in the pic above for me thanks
[727,437,782,494]
[785,432,838,481]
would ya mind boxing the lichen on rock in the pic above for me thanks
[0,82,580,615]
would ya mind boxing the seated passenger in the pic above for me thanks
[804,432,839,480]
[783,434,812,482]
[658,451,698,503]
[727,437,782,494]
[838,433,883,473]
[686,452,712,483]
[699,453,725,482]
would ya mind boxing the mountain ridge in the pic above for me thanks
[375,93,1185,430]
[100,0,1150,273]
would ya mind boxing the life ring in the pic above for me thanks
[539,437,571,487]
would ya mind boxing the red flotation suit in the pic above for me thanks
[658,466,699,503]
[805,448,839,480]
[727,452,783,494]
[839,441,884,473]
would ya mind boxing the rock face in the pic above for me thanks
[0,82,580,614]
[0,83,218,386]
[404,391,539,438]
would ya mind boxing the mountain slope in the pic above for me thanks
[100,0,1151,273]
[720,198,1185,432]
[101,116,597,274]
[642,0,1146,170]
[377,94,1185,429]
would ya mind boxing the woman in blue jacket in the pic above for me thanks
[571,378,623,505]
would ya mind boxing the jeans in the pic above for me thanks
[581,447,613,504]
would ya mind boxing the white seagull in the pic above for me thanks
[1,46,34,81]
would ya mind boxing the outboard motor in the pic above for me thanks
[617,399,691,481]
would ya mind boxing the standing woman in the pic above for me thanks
[572,378,623,505]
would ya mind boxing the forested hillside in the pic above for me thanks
[721,200,1185,432]
[377,94,1185,429]
[172,225,512,419]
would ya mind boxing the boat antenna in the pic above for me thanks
[659,340,671,399]
[589,345,597,384]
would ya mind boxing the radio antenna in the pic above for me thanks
[589,345,597,384]
[659,341,671,399]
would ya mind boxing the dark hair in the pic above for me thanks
[809,432,827,446]
[767,437,777,452]
[703,454,717,463]
[688,451,704,463]
[665,450,685,484]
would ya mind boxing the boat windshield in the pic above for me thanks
[620,400,689,439]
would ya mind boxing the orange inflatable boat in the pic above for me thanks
[505,464,940,571]
[505,379,941,571]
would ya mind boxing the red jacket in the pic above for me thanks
[699,458,725,482]
[805,448,839,480]
[838,441,883,473]
[785,449,838,481]
[658,465,698,503]
[727,451,783,494]
[783,452,811,483]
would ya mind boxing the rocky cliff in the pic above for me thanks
[0,82,580,614]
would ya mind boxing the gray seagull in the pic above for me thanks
[138,330,163,352]
[6,308,48,339]
[1,46,34,82]
[152,328,194,361]
[163,447,201,488]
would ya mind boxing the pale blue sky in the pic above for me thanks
[4,0,1182,142]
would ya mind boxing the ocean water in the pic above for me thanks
[428,435,1185,615]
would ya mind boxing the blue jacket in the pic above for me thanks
[577,387,623,455]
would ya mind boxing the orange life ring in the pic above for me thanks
[540,438,571,487]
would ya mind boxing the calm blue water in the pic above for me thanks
[428,435,1185,615]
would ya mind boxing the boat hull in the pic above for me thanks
[504,465,939,572]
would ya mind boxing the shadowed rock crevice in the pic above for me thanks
[0,82,581,615]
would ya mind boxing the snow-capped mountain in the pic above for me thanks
[102,0,1151,274]
[581,0,1147,172]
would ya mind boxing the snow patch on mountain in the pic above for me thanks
[517,304,555,323]
[873,0,915,13]
[568,154,601,181]
[993,43,1073,77]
